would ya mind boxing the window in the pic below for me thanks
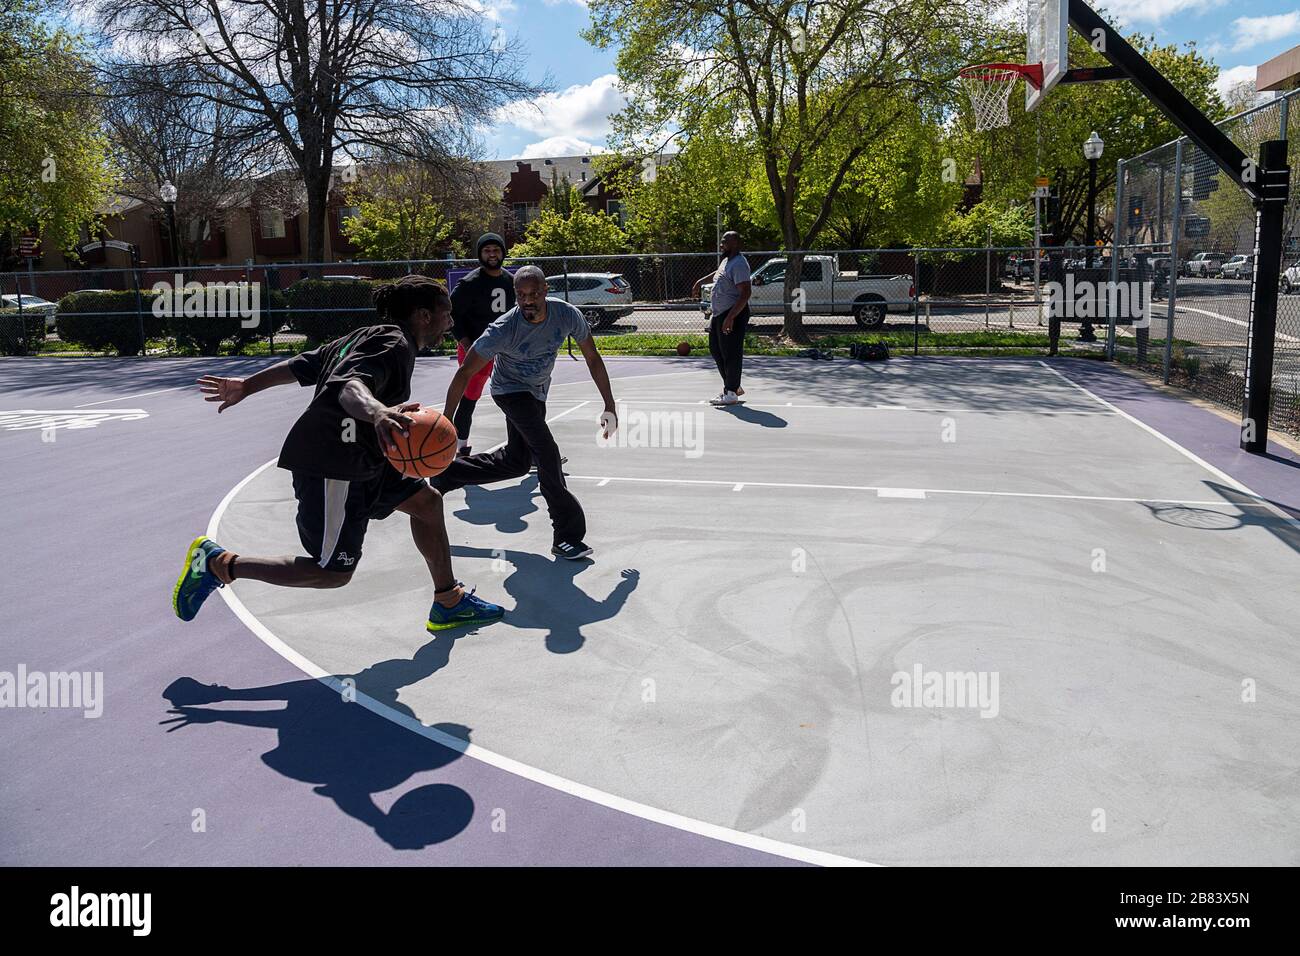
[800,260,821,282]
[188,219,212,243]
[339,206,360,224]
[512,202,539,226]
[546,277,564,293]
[606,199,626,228]
[259,209,286,239]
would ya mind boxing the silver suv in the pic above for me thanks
[545,273,634,330]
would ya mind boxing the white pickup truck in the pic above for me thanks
[700,254,913,328]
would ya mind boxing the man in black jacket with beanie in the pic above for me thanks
[450,233,515,456]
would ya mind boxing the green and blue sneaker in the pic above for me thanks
[427,584,505,632]
[173,536,228,622]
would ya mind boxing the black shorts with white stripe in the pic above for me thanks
[291,468,425,573]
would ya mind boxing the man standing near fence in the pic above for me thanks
[450,233,515,457]
[692,231,752,405]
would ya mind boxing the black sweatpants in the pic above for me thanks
[430,391,585,546]
[708,306,750,392]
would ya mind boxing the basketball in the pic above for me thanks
[676,341,691,356]
[385,407,458,479]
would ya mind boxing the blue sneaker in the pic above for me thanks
[427,584,505,631]
[173,536,227,622]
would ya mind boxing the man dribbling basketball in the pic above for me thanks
[173,275,505,632]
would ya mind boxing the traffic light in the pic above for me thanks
[1191,160,1220,201]
[1128,196,1144,229]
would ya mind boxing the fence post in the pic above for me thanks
[1164,139,1185,384]
[912,251,920,356]
[132,254,145,357]
[984,229,991,329]
[1108,158,1125,360]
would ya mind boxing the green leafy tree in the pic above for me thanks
[510,191,630,257]
[342,160,486,261]
[0,0,116,269]
[587,0,969,341]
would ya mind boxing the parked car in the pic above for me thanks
[1182,252,1224,277]
[1282,260,1300,294]
[1219,255,1253,279]
[701,254,913,329]
[1,293,58,328]
[1005,255,1038,279]
[545,273,634,330]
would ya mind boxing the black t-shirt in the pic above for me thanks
[277,325,416,481]
[451,267,516,342]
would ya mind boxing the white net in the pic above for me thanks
[960,66,1022,131]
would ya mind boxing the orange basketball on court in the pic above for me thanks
[676,341,691,356]
[385,407,458,479]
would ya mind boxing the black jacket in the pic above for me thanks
[451,267,516,343]
[278,325,415,480]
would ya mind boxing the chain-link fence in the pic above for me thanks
[1,247,1099,358]
[1115,88,1300,437]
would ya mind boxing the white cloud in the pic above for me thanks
[464,0,518,22]
[1231,12,1300,52]
[1103,0,1227,26]
[512,136,608,159]
[1215,63,1257,98]
[497,74,626,142]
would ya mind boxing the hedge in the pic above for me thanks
[286,278,384,345]
[55,291,166,356]
[0,307,49,356]
[167,288,288,356]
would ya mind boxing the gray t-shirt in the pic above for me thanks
[471,298,591,401]
[710,253,752,314]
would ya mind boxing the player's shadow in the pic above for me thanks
[159,630,479,850]
[451,474,540,533]
[454,544,640,654]
[717,404,788,428]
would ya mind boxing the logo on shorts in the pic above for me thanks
[335,552,356,566]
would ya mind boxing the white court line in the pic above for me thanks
[208,458,871,867]
[1039,361,1300,527]
[1037,361,1251,493]
[556,397,1113,415]
[75,384,196,407]
[479,401,590,454]
[1174,304,1300,344]
[559,472,1274,507]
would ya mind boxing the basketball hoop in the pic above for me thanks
[959,63,1043,131]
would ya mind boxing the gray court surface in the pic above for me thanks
[217,357,1300,865]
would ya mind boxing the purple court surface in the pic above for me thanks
[2,354,1298,866]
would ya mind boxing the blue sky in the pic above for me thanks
[487,0,1300,160]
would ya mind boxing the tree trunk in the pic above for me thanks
[781,211,809,343]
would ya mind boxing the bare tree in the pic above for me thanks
[84,0,545,262]
[101,63,294,264]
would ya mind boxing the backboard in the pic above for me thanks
[1026,0,1069,111]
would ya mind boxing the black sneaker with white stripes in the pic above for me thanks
[530,455,568,472]
[552,540,593,560]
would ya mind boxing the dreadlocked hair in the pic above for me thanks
[372,274,450,327]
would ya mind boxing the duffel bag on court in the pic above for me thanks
[850,342,890,361]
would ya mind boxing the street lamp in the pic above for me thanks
[161,180,180,267]
[1083,132,1104,267]
[1081,131,1104,342]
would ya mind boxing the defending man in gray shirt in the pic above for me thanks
[692,231,752,405]
[434,265,618,560]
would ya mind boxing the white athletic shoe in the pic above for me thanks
[719,390,739,405]
[709,391,727,405]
